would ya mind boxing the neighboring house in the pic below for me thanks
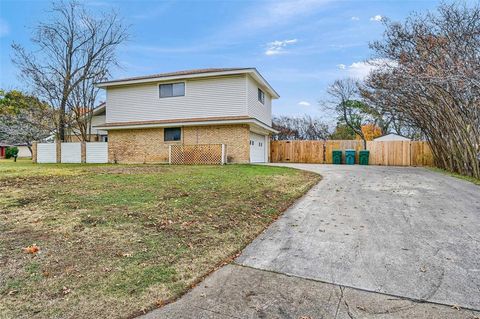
[0,143,7,158]
[65,103,108,142]
[0,143,31,158]
[94,68,279,163]
[374,133,411,141]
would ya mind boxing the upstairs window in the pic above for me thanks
[258,88,265,104]
[164,127,181,141]
[159,82,185,98]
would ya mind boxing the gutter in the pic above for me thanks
[94,118,279,134]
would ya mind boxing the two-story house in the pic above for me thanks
[94,68,279,163]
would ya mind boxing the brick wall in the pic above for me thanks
[183,125,249,163]
[108,124,250,164]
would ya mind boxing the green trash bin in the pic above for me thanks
[345,149,356,165]
[359,150,370,165]
[332,150,342,164]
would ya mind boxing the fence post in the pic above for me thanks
[56,141,61,163]
[81,142,86,163]
[168,145,172,164]
[408,141,412,166]
[221,144,226,165]
[32,141,38,164]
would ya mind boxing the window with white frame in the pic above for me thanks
[258,88,265,104]
[159,82,185,98]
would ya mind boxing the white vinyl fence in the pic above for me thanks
[61,143,82,163]
[37,143,57,163]
[35,142,108,164]
[86,142,108,163]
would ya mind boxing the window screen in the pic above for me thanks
[159,82,185,98]
[258,88,265,104]
[164,127,181,141]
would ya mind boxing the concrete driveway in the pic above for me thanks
[238,164,480,310]
[142,164,480,318]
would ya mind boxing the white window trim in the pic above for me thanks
[158,80,187,99]
[258,88,265,105]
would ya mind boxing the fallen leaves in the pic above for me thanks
[23,244,39,254]
[2,163,319,318]
[62,287,71,295]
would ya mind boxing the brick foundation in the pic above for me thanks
[108,124,250,164]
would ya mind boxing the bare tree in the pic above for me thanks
[325,79,379,149]
[272,115,330,141]
[12,1,128,141]
[67,75,104,141]
[362,2,480,178]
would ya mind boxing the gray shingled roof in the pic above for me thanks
[97,68,253,85]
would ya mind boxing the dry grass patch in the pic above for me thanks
[0,159,320,318]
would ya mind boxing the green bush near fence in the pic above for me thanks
[5,146,19,159]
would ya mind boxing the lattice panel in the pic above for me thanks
[170,144,224,165]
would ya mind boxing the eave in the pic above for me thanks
[93,117,279,134]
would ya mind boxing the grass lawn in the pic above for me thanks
[0,159,320,319]
[429,167,480,186]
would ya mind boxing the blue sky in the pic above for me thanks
[0,0,444,120]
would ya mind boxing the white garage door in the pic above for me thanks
[249,132,266,163]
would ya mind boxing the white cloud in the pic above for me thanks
[265,39,298,56]
[339,58,396,79]
[298,101,311,106]
[370,15,382,22]
[0,19,9,37]
[337,64,346,70]
[351,16,360,21]
[348,61,376,78]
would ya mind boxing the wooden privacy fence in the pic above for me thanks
[169,144,226,165]
[270,140,434,167]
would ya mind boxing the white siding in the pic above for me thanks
[91,115,107,135]
[106,75,247,123]
[17,146,31,158]
[65,114,107,137]
[37,143,57,163]
[246,75,272,126]
[86,142,108,163]
[61,143,82,163]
